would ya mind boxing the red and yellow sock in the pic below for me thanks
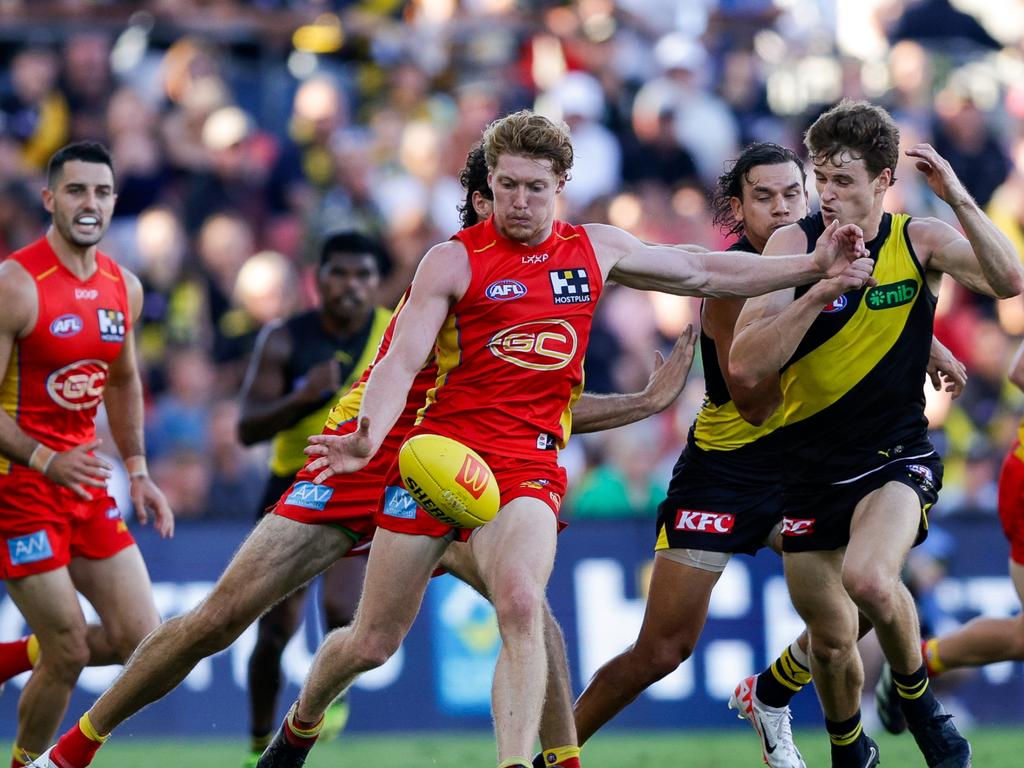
[533,745,582,768]
[0,635,38,682]
[922,637,946,677]
[50,713,109,768]
[283,704,323,750]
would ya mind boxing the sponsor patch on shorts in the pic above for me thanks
[781,517,815,536]
[383,485,418,519]
[7,529,54,566]
[284,481,334,511]
[674,509,735,534]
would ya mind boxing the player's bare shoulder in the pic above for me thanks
[0,258,38,336]
[413,239,473,301]
[904,216,957,265]
[762,221,807,257]
[118,265,146,320]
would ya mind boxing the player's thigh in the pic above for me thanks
[352,527,449,640]
[68,545,159,640]
[783,549,856,631]
[4,566,88,646]
[205,514,353,626]
[320,555,367,627]
[846,481,920,579]
[1011,560,1024,609]
[439,541,488,597]
[470,495,558,593]
[633,554,721,651]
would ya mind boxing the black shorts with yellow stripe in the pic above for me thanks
[780,453,942,553]
[655,451,784,555]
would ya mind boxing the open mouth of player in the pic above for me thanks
[74,214,101,232]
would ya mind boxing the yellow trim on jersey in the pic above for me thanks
[417,312,462,424]
[556,232,580,241]
[654,523,669,551]
[692,398,783,452]
[35,266,57,281]
[557,377,585,449]
[781,214,920,427]
[473,240,497,254]
[270,307,393,476]
[100,269,120,282]
[0,343,18,474]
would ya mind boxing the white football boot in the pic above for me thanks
[729,674,807,768]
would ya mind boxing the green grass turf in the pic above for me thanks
[90,727,1024,767]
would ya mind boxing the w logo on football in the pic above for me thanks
[456,455,492,500]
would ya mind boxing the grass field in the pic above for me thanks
[89,728,1024,767]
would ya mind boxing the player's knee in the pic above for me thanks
[842,569,896,616]
[493,580,544,639]
[39,627,91,681]
[806,630,853,667]
[348,630,399,670]
[644,638,695,679]
[188,600,249,653]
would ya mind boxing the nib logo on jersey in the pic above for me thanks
[549,268,591,304]
[97,308,126,342]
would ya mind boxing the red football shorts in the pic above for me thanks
[375,445,567,541]
[0,467,135,579]
[998,442,1024,565]
[271,421,409,551]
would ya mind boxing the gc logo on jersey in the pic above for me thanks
[486,279,527,301]
[97,308,126,342]
[46,359,109,411]
[488,319,578,371]
[549,268,591,304]
[50,314,83,337]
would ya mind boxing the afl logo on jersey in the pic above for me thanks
[50,314,83,338]
[486,279,528,301]
[45,359,109,411]
[821,295,848,314]
[487,319,578,371]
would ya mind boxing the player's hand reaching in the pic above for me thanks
[641,325,697,413]
[812,220,870,277]
[305,416,375,483]
[131,476,175,538]
[927,336,967,399]
[810,257,877,305]
[45,439,112,501]
[907,144,972,208]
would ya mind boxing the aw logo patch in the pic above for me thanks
[7,529,53,566]
[383,485,418,519]
[866,279,917,310]
[821,295,848,314]
[284,481,334,511]
[549,268,591,304]
[485,279,527,301]
[97,308,126,342]
[50,314,83,337]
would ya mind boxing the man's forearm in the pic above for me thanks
[359,356,419,452]
[731,290,828,388]
[239,391,327,445]
[699,251,820,298]
[952,199,1024,298]
[104,378,146,459]
[572,391,654,434]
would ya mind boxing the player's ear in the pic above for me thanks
[41,187,55,213]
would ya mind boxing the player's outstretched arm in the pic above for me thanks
[105,268,174,537]
[729,225,876,394]
[305,241,470,482]
[927,337,967,399]
[907,143,1024,298]
[587,221,868,298]
[572,325,697,433]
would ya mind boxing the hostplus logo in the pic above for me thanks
[865,279,917,310]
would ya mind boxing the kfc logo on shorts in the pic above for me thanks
[485,279,527,301]
[781,517,815,536]
[675,510,735,534]
[821,295,848,313]
[97,308,126,342]
[50,314,83,338]
[46,359,109,411]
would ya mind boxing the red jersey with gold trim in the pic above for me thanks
[410,217,602,459]
[0,237,130,475]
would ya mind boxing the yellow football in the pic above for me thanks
[398,434,500,528]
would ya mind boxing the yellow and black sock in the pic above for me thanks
[532,745,582,768]
[755,642,812,708]
[827,710,864,759]
[892,664,936,723]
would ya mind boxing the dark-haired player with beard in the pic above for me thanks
[731,100,1022,768]
[0,142,173,767]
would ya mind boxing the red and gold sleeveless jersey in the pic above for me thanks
[412,217,602,459]
[324,289,437,437]
[0,238,130,474]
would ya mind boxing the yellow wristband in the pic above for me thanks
[125,455,148,478]
[28,444,56,476]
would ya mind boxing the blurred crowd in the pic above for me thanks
[1,0,1023,527]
